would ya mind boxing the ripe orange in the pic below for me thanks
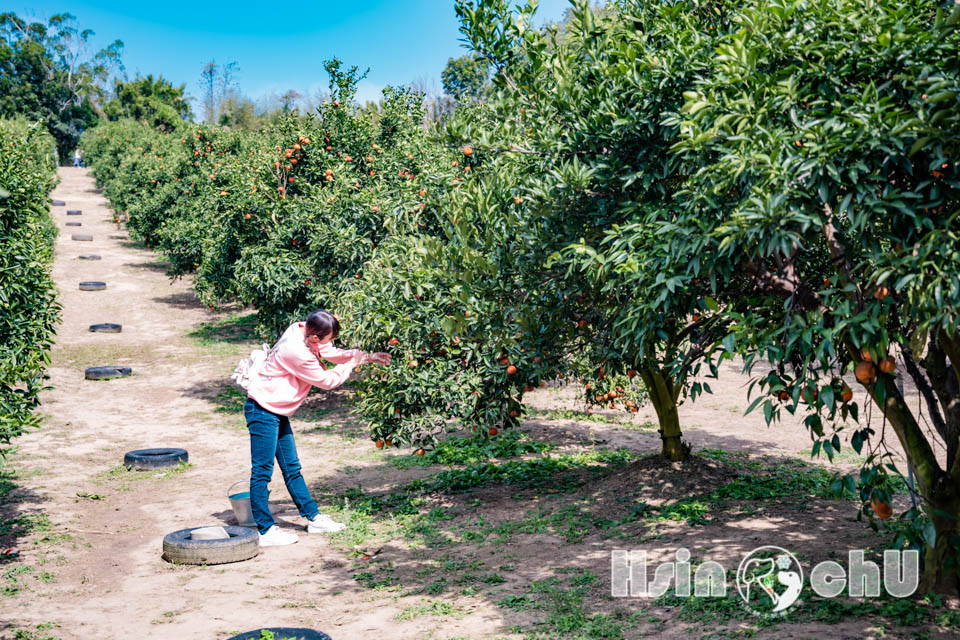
[326,145,332,151]
[779,390,790,401]
[841,385,853,403]
[463,146,473,156]
[416,448,425,456]
[244,213,251,220]
[375,440,384,449]
[488,427,498,436]
[874,286,890,300]
[855,361,877,384]
[451,160,459,167]
[333,100,340,107]
[627,369,637,378]
[871,497,893,520]
[509,410,518,417]
[385,439,393,447]
[513,196,522,204]
[879,357,897,374]
[388,338,399,346]
[506,365,517,375]
[861,347,874,362]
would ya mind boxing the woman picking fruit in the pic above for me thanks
[245,309,391,546]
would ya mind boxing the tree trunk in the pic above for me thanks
[920,491,960,594]
[846,337,960,594]
[641,367,690,461]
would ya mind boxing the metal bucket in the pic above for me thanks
[227,480,256,527]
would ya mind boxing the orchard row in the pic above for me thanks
[82,0,959,590]
[0,119,60,446]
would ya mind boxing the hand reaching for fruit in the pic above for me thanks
[364,351,392,365]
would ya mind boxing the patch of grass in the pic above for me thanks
[0,465,19,502]
[213,386,247,413]
[3,563,34,596]
[503,569,633,638]
[396,598,464,621]
[0,512,53,537]
[528,408,634,425]
[95,460,193,489]
[13,628,61,640]
[188,312,260,344]
[390,430,553,469]
[655,586,960,631]
[408,448,637,494]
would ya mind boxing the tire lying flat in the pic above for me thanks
[84,366,131,380]
[123,448,188,470]
[66,209,82,214]
[227,629,331,640]
[77,254,101,260]
[71,234,93,241]
[66,222,81,227]
[79,281,106,291]
[89,323,122,333]
[162,526,259,566]
[51,199,66,206]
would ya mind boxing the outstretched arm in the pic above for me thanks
[315,341,362,364]
[284,350,361,390]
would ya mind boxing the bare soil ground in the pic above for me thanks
[1,168,957,640]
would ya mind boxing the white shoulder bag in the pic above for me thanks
[231,343,273,390]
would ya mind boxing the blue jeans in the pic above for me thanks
[244,397,319,534]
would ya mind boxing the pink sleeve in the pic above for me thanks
[315,342,361,364]
[279,350,357,390]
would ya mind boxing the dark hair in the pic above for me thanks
[305,309,340,341]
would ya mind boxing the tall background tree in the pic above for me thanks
[0,12,122,160]
[103,74,191,130]
[440,54,490,104]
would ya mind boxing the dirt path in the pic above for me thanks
[1,168,950,640]
[5,168,435,639]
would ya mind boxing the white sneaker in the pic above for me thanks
[258,525,299,547]
[307,513,346,533]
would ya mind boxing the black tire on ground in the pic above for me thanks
[162,526,259,566]
[71,234,93,241]
[89,323,122,333]
[227,629,331,640]
[123,447,188,470]
[66,222,81,227]
[79,281,106,291]
[51,199,66,206]
[84,365,132,380]
[108,234,128,240]
[66,209,82,214]
[77,254,101,260]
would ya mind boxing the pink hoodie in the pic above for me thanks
[247,322,361,416]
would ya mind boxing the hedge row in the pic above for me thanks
[0,119,61,449]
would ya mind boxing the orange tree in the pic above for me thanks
[626,0,960,592]
[422,0,748,460]
[454,0,960,591]
[0,119,60,448]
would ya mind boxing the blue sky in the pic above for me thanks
[19,1,575,109]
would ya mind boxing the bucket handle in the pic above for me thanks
[227,480,249,497]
